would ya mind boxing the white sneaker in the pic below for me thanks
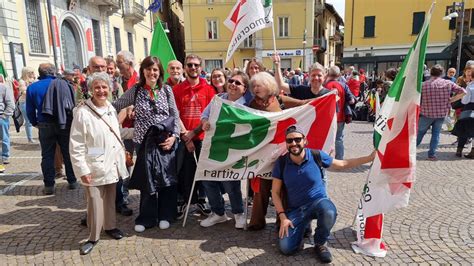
[234,213,246,229]
[159,220,170,230]
[199,212,229,227]
[134,224,145,233]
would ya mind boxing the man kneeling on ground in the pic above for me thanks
[272,125,375,263]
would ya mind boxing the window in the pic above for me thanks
[127,32,134,54]
[278,17,289,37]
[207,0,214,3]
[114,27,121,53]
[412,12,425,34]
[243,34,254,48]
[91,19,102,56]
[144,37,148,57]
[25,0,46,53]
[364,16,375,37]
[204,59,222,72]
[207,19,218,40]
[471,9,474,28]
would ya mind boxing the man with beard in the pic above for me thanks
[166,60,185,87]
[272,125,375,263]
[173,54,214,218]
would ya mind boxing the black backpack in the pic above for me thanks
[278,149,326,181]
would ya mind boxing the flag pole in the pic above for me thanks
[182,152,199,227]
[243,178,249,230]
[271,22,277,54]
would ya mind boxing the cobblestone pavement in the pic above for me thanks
[0,121,472,265]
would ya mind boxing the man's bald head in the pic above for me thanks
[88,56,107,74]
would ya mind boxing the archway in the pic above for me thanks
[61,19,83,70]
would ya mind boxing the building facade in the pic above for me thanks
[343,0,474,76]
[0,0,154,79]
[182,0,343,72]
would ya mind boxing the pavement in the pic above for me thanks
[0,121,472,265]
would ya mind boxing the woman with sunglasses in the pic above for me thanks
[210,68,227,95]
[185,71,249,229]
[113,56,180,233]
[247,71,311,231]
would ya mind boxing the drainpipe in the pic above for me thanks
[46,0,59,70]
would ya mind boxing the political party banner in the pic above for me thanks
[352,1,434,258]
[224,0,273,63]
[195,92,337,181]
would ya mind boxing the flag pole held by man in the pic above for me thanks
[352,1,436,258]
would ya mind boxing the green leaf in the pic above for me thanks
[232,157,246,169]
[248,160,259,167]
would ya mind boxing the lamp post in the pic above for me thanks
[444,0,465,76]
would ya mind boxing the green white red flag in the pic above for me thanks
[352,2,434,257]
[195,93,336,181]
[224,0,273,63]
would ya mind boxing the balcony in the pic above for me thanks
[124,1,146,24]
[313,36,327,53]
[314,0,324,15]
[91,0,121,13]
[329,31,343,43]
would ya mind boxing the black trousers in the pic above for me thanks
[135,185,177,227]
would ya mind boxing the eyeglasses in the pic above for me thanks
[285,137,303,144]
[186,63,201,68]
[228,78,243,86]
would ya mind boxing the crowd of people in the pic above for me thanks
[0,51,472,262]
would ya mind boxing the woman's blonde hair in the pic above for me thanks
[250,72,278,97]
[21,67,35,82]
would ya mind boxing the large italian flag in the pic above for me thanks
[195,92,337,181]
[352,2,434,258]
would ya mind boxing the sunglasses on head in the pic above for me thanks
[285,137,303,144]
[228,78,243,86]
[186,63,201,68]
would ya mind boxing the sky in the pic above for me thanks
[326,0,345,20]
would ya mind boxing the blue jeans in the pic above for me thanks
[416,115,444,157]
[0,116,10,160]
[203,181,244,215]
[20,102,33,141]
[38,123,76,187]
[279,198,337,255]
[335,122,345,160]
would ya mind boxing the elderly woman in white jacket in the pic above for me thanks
[69,72,130,255]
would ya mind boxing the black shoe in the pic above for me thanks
[195,202,211,216]
[80,240,97,255]
[105,228,124,240]
[314,244,333,263]
[80,216,87,227]
[176,203,187,220]
[68,182,79,190]
[44,186,54,195]
[116,205,133,216]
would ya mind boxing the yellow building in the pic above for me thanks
[0,0,154,79]
[182,0,342,72]
[343,0,474,76]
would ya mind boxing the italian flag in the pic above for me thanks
[195,93,336,181]
[352,2,434,258]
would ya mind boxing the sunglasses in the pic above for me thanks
[186,63,201,68]
[285,137,303,144]
[228,78,243,86]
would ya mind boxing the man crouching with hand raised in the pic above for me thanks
[272,125,375,263]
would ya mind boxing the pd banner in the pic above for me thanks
[195,93,337,181]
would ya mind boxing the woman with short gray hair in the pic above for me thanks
[70,72,129,255]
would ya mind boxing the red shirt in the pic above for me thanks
[173,78,216,140]
[347,78,360,97]
[325,80,345,122]
[122,71,139,128]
